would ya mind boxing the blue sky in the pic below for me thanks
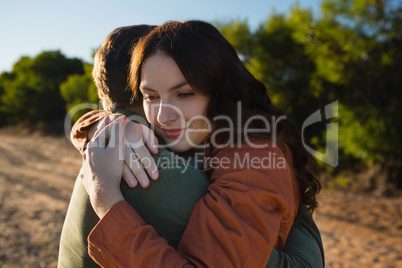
[0,0,322,73]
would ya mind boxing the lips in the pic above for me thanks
[162,128,185,139]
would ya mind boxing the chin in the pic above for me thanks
[166,143,192,153]
[160,134,206,153]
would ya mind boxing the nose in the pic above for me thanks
[156,101,180,126]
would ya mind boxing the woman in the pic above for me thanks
[81,20,321,267]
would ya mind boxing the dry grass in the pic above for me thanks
[0,129,80,267]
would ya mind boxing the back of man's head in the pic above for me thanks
[93,25,155,111]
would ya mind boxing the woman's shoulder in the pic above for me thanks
[205,138,293,178]
[210,138,287,159]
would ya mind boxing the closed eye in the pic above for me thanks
[142,95,159,101]
[178,92,194,99]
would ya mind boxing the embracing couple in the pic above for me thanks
[58,21,324,267]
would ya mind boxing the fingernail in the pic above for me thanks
[129,178,136,187]
[141,178,149,187]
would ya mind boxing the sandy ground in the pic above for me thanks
[0,130,401,268]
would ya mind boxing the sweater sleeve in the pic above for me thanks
[70,110,112,153]
[87,142,300,267]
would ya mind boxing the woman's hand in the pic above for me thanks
[81,117,126,218]
[92,115,160,188]
[122,119,159,188]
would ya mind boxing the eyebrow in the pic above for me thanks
[140,80,190,92]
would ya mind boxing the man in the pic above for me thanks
[58,25,324,268]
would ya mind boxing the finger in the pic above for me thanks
[87,116,108,149]
[93,115,110,139]
[123,123,158,179]
[92,118,119,149]
[92,117,111,148]
[131,144,159,181]
[123,164,138,188]
[124,145,150,188]
[107,118,125,159]
[106,114,124,123]
[142,125,159,154]
[93,115,124,148]
[103,116,125,148]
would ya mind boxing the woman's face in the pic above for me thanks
[139,51,212,152]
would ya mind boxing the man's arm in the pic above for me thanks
[58,175,100,268]
[267,208,325,268]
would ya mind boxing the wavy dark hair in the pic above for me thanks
[130,20,320,213]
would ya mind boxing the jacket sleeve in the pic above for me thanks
[70,110,112,153]
[87,143,300,267]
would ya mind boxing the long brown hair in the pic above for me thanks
[130,20,320,213]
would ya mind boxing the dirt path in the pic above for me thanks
[0,130,80,267]
[316,191,402,268]
[0,131,401,267]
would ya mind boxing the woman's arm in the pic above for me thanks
[73,112,322,267]
[82,124,300,267]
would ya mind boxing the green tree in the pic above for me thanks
[218,0,402,189]
[0,71,16,125]
[316,0,402,187]
[0,50,84,124]
[216,19,255,64]
[217,11,321,142]
[60,63,98,122]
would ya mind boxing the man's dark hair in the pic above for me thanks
[93,25,155,111]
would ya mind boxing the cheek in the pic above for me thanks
[188,104,211,130]
[187,99,208,116]
[194,100,209,119]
